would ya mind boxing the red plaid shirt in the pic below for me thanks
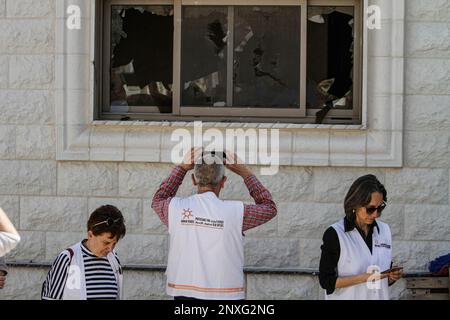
[151,166,277,232]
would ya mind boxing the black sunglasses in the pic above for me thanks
[364,202,387,215]
[93,217,121,228]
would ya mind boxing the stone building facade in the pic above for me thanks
[0,0,449,299]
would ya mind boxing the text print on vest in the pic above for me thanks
[180,208,225,229]
[374,239,391,249]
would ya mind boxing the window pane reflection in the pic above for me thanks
[233,6,300,108]
[181,6,228,107]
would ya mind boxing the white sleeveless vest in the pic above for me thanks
[62,242,123,300]
[166,192,245,300]
[0,232,20,257]
[325,219,392,300]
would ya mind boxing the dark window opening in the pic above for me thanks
[109,5,174,114]
[306,6,355,124]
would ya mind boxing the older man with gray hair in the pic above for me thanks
[151,149,277,300]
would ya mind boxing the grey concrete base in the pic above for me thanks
[0,266,409,300]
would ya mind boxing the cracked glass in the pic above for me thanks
[109,5,174,114]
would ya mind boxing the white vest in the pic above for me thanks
[166,192,245,300]
[0,232,20,257]
[325,219,392,300]
[62,242,123,300]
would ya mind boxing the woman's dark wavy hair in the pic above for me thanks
[344,174,387,221]
[87,205,126,239]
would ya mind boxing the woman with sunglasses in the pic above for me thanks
[319,174,403,300]
[42,205,126,300]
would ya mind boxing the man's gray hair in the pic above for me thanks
[194,154,225,187]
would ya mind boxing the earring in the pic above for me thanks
[352,209,356,214]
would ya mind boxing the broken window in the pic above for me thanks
[98,0,362,124]
[233,7,300,108]
[181,7,228,107]
[108,5,174,114]
[181,6,300,108]
[306,6,356,124]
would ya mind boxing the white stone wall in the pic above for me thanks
[0,0,449,300]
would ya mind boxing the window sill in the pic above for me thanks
[56,120,400,167]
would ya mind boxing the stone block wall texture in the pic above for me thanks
[0,0,449,300]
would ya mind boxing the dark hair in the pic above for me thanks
[87,205,126,239]
[344,175,387,221]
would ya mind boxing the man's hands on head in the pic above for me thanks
[178,148,254,179]
[178,147,202,172]
[224,151,253,179]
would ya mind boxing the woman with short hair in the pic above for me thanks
[42,205,126,300]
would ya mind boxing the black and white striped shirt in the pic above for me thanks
[42,241,120,300]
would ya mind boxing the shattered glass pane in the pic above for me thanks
[110,6,173,113]
[233,6,300,108]
[181,7,228,106]
[306,6,354,120]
